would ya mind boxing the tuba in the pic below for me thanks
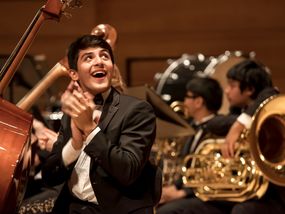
[182,94,285,202]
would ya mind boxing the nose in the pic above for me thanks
[93,55,104,66]
[224,85,230,95]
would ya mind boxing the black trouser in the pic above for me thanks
[53,193,154,214]
[67,201,154,214]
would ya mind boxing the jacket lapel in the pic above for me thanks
[98,88,119,132]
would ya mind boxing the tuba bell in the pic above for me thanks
[182,94,285,202]
[248,94,285,186]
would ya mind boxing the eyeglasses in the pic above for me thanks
[185,94,198,99]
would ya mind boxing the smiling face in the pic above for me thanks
[70,46,114,95]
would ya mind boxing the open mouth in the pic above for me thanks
[92,71,107,78]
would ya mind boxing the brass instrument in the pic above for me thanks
[248,95,285,186]
[182,95,285,202]
[182,139,268,202]
[153,137,185,185]
[170,100,187,118]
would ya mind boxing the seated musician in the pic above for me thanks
[18,36,128,214]
[18,119,60,214]
[182,59,285,214]
[156,76,227,214]
[41,35,162,214]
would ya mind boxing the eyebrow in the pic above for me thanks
[83,48,109,55]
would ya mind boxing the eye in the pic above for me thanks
[82,54,93,62]
[100,51,111,60]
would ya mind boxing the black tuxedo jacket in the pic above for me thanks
[42,88,162,214]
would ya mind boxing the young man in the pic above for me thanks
[221,59,285,214]
[221,59,278,157]
[156,76,226,214]
[42,35,162,214]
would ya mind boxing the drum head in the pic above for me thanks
[155,54,211,105]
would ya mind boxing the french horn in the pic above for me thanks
[182,94,285,202]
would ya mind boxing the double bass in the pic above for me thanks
[0,1,81,213]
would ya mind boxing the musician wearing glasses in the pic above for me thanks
[156,76,228,214]
[41,35,162,214]
[182,60,285,214]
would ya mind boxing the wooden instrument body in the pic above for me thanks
[0,97,33,213]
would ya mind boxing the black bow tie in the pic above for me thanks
[191,122,205,131]
[94,94,104,105]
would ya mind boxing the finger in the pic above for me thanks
[61,90,72,102]
[222,142,230,158]
[62,93,86,114]
[61,81,78,105]
[73,90,88,104]
[43,131,58,142]
[44,129,58,138]
[43,127,57,134]
[73,81,84,94]
[229,142,235,157]
[226,143,232,158]
[61,105,74,116]
[66,80,76,92]
[83,92,96,109]
[221,143,228,158]
[73,90,95,111]
[83,91,94,100]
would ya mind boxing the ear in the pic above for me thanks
[244,87,255,97]
[69,69,79,81]
[195,96,204,108]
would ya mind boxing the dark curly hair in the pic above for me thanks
[67,34,114,70]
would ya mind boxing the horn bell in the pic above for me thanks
[248,95,285,186]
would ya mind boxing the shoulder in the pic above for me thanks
[257,87,279,98]
[204,114,236,136]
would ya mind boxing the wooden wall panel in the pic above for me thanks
[1,0,285,105]
[95,0,285,91]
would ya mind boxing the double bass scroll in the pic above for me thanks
[0,0,82,96]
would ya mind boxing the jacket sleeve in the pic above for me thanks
[41,115,75,187]
[206,114,238,136]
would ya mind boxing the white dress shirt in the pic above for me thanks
[189,114,215,153]
[61,90,110,203]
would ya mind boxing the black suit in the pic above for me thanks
[42,88,162,214]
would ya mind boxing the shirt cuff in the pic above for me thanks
[237,113,253,129]
[85,126,101,146]
[62,127,101,166]
[62,139,81,166]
